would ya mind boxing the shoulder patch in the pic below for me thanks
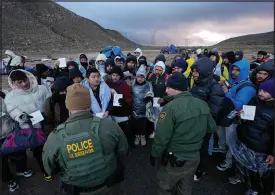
[159,112,166,120]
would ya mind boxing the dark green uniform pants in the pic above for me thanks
[79,184,120,195]
[156,160,199,195]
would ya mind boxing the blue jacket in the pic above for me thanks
[226,60,256,111]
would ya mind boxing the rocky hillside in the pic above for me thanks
[213,31,274,51]
[2,0,139,54]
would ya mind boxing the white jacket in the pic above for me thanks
[4,50,21,67]
[4,69,51,129]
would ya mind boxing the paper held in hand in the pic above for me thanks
[29,110,44,125]
[153,97,160,107]
[95,113,104,118]
[58,58,67,68]
[1,112,6,117]
[113,94,123,107]
[240,105,256,121]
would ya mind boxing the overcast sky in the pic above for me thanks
[58,2,274,46]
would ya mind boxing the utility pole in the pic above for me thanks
[151,29,156,46]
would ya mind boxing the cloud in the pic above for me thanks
[58,2,274,46]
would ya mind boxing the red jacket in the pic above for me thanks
[106,80,132,117]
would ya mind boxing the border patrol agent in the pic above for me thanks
[150,73,216,195]
[42,83,128,195]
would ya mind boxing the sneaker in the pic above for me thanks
[245,189,258,195]
[44,174,53,182]
[149,131,155,139]
[16,170,33,178]
[194,170,205,181]
[8,180,19,192]
[216,161,232,171]
[134,135,141,146]
[213,147,227,153]
[228,176,242,184]
[140,135,146,146]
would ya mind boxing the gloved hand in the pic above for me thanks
[19,112,33,123]
[118,98,126,106]
[144,96,153,104]
[149,155,161,168]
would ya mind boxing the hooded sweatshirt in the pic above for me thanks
[148,61,168,98]
[190,57,225,118]
[4,50,21,67]
[95,54,107,77]
[134,48,143,60]
[250,59,274,87]
[226,60,256,111]
[235,51,244,61]
[4,69,51,129]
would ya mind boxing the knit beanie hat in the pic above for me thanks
[211,48,219,54]
[136,65,147,77]
[235,51,244,60]
[69,68,83,80]
[105,58,116,67]
[65,83,91,111]
[259,77,274,98]
[79,54,88,60]
[166,72,188,92]
[174,59,187,72]
[54,76,72,93]
[110,65,124,79]
[126,55,137,64]
[155,54,166,63]
[224,51,235,64]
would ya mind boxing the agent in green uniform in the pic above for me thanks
[42,83,128,195]
[150,72,216,195]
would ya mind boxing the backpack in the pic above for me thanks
[58,116,109,185]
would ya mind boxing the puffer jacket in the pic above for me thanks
[190,57,225,119]
[95,54,107,78]
[132,80,153,118]
[1,93,16,139]
[5,50,21,67]
[226,60,256,111]
[209,52,229,81]
[237,98,274,154]
[4,69,51,129]
[250,59,274,87]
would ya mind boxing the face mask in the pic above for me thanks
[98,64,105,73]
[81,62,88,68]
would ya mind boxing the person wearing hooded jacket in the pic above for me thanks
[104,57,116,82]
[35,63,54,96]
[4,69,53,181]
[79,53,89,70]
[106,66,133,152]
[209,52,229,82]
[215,59,256,172]
[132,65,154,146]
[222,51,236,70]
[250,59,274,87]
[229,78,274,195]
[190,57,225,181]
[4,50,21,73]
[1,90,24,192]
[44,76,71,135]
[138,55,152,77]
[133,48,143,60]
[234,51,244,62]
[95,53,107,78]
[152,54,172,75]
[148,61,169,138]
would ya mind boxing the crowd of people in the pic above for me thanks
[1,47,274,195]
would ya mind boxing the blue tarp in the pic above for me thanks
[100,46,127,59]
